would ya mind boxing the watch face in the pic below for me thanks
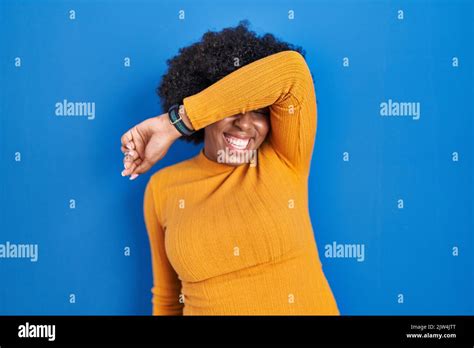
[178,105,184,116]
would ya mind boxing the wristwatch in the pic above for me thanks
[168,103,195,136]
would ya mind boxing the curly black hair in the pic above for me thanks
[156,20,306,144]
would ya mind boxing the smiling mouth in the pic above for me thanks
[223,133,253,151]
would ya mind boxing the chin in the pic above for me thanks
[217,139,259,165]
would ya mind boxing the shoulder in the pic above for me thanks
[146,155,198,191]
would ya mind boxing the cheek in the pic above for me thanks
[212,119,233,134]
[257,118,270,138]
[205,123,225,144]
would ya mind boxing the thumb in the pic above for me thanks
[133,158,153,175]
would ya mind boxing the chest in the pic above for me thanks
[161,167,309,282]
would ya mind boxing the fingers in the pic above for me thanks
[127,159,140,174]
[122,158,142,179]
[123,154,133,169]
[120,124,159,180]
[120,129,136,155]
[123,155,141,171]
[122,142,134,154]
[123,150,139,167]
[133,158,152,176]
[120,130,133,147]
[120,128,140,180]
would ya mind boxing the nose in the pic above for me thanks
[233,112,253,132]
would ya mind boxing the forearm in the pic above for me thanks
[180,50,317,175]
[181,50,312,131]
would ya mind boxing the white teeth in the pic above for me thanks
[224,134,250,149]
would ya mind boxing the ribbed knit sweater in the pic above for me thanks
[143,50,339,315]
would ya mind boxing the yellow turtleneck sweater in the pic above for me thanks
[143,50,340,315]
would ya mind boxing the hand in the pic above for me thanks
[120,113,182,180]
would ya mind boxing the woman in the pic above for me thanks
[120,21,340,315]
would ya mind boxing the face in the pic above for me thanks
[204,107,270,166]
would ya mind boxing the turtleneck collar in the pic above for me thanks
[193,148,252,174]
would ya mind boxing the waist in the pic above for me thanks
[181,246,339,315]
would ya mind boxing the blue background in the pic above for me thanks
[0,0,473,315]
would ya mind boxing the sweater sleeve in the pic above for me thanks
[183,50,317,176]
[143,175,184,315]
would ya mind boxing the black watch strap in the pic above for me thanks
[168,104,195,136]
